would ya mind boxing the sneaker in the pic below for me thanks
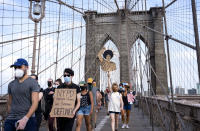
[121,124,126,129]
[126,124,129,128]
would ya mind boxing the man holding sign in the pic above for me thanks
[56,68,81,131]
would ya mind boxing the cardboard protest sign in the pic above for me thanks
[50,89,76,118]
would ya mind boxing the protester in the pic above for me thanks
[118,83,124,94]
[54,78,62,87]
[57,68,81,131]
[31,74,43,131]
[76,81,93,131]
[118,83,125,120]
[121,83,133,129]
[104,87,110,115]
[5,58,39,131]
[100,90,105,107]
[90,80,102,129]
[87,78,93,91]
[43,78,55,131]
[108,83,123,131]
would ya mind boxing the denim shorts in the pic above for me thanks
[124,104,132,110]
[77,105,91,115]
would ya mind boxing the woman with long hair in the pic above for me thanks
[108,83,124,131]
[76,81,94,131]
[121,83,134,129]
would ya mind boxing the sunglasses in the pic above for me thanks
[64,74,71,77]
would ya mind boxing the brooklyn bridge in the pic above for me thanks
[0,0,200,131]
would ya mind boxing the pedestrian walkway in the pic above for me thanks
[74,107,162,131]
[84,106,162,131]
[40,106,162,131]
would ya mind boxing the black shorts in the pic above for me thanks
[109,111,120,114]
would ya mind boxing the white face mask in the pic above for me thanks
[53,85,58,88]
[15,69,24,78]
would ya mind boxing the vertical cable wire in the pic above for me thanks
[71,0,75,68]
[36,21,43,75]
[55,3,62,80]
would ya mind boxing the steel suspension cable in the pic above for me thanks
[140,42,186,130]
[54,3,61,79]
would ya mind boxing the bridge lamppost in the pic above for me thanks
[28,0,46,74]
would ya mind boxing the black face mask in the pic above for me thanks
[48,81,52,87]
[80,86,87,91]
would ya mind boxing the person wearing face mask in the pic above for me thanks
[76,81,93,131]
[121,83,132,129]
[105,87,110,115]
[54,79,62,88]
[30,74,43,131]
[43,78,55,131]
[89,80,102,130]
[56,68,81,131]
[4,58,39,131]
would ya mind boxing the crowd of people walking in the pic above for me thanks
[4,58,136,131]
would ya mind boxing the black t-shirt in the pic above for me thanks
[101,91,105,98]
[43,87,56,120]
[43,87,55,110]
[57,82,80,106]
[122,96,129,106]
[80,92,91,107]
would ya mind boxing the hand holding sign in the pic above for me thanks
[50,89,77,118]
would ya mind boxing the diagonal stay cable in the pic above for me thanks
[130,39,168,129]
[131,37,168,129]
[0,25,86,45]
[38,44,85,75]
[130,0,140,10]
[94,0,113,11]
[57,0,84,15]
[140,43,186,130]
[127,17,196,50]
[130,43,152,128]
[114,0,119,10]
[57,53,86,79]
[139,51,170,130]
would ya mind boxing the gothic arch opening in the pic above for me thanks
[100,40,120,91]
[130,38,150,96]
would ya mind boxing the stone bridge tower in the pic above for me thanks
[84,7,168,95]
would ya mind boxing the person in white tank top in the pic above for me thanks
[108,83,124,131]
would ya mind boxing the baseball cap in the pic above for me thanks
[123,83,128,86]
[79,81,86,86]
[10,58,29,68]
[87,78,93,83]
